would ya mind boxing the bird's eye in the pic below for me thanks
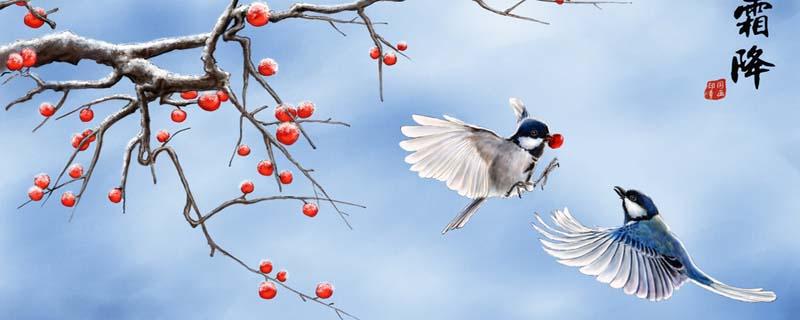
[530,130,538,137]
[628,195,637,202]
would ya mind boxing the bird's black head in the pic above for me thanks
[510,119,550,154]
[614,186,659,222]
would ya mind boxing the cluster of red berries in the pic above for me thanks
[257,259,334,300]
[70,129,96,151]
[15,2,48,29]
[5,47,37,71]
[369,41,408,66]
[27,168,123,207]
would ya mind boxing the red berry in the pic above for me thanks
[276,270,288,282]
[397,41,408,51]
[61,191,76,207]
[548,133,564,149]
[16,2,26,6]
[68,164,84,179]
[198,93,221,111]
[302,203,319,218]
[71,133,90,151]
[383,53,397,66]
[315,282,334,299]
[20,48,37,67]
[257,160,274,176]
[276,122,300,145]
[258,281,277,300]
[259,260,273,274]
[247,2,270,27]
[297,101,315,119]
[6,53,23,71]
[79,108,94,122]
[240,180,255,194]
[258,58,278,77]
[39,102,55,117]
[237,144,251,156]
[34,173,50,189]
[108,188,123,203]
[28,186,44,201]
[171,109,187,123]
[274,104,296,122]
[83,129,96,142]
[278,171,293,185]
[24,7,46,29]
[180,91,198,100]
[217,90,229,102]
[555,0,565,4]
[156,129,170,143]
[369,47,381,60]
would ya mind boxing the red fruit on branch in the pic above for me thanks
[315,282,334,299]
[82,129,96,142]
[258,281,277,300]
[108,188,123,203]
[180,91,198,100]
[257,160,274,176]
[240,180,255,194]
[156,129,170,143]
[16,2,26,6]
[34,173,50,189]
[369,47,381,59]
[397,41,408,51]
[274,104,297,122]
[548,133,564,149]
[39,102,55,117]
[259,260,273,274]
[302,203,319,218]
[278,171,293,184]
[68,164,84,179]
[71,133,90,151]
[61,191,76,207]
[276,270,288,282]
[23,7,46,29]
[6,53,23,71]
[216,90,229,102]
[20,48,37,67]
[237,144,251,156]
[28,186,44,201]
[383,53,397,66]
[198,93,221,111]
[79,108,94,122]
[297,101,315,119]
[171,109,187,123]
[258,58,278,76]
[247,2,270,27]
[276,122,300,145]
[555,0,565,4]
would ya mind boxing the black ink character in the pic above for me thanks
[734,0,772,37]
[731,45,775,90]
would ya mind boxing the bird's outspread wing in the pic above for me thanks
[400,115,505,199]
[509,97,529,122]
[532,208,689,302]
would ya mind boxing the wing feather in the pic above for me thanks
[533,209,690,302]
[401,115,506,199]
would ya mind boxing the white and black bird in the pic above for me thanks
[532,187,777,303]
[400,98,563,234]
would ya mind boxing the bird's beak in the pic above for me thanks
[544,135,551,141]
[614,186,626,199]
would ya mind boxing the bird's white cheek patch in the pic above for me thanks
[624,199,647,219]
[518,137,543,150]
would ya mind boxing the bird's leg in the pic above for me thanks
[531,157,560,190]
[505,181,532,198]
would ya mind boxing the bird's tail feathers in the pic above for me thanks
[689,269,776,303]
[442,198,486,235]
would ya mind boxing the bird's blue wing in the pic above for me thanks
[532,209,689,302]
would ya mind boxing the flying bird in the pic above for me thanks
[400,98,563,234]
[532,186,777,303]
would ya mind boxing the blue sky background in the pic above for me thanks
[1,0,799,319]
